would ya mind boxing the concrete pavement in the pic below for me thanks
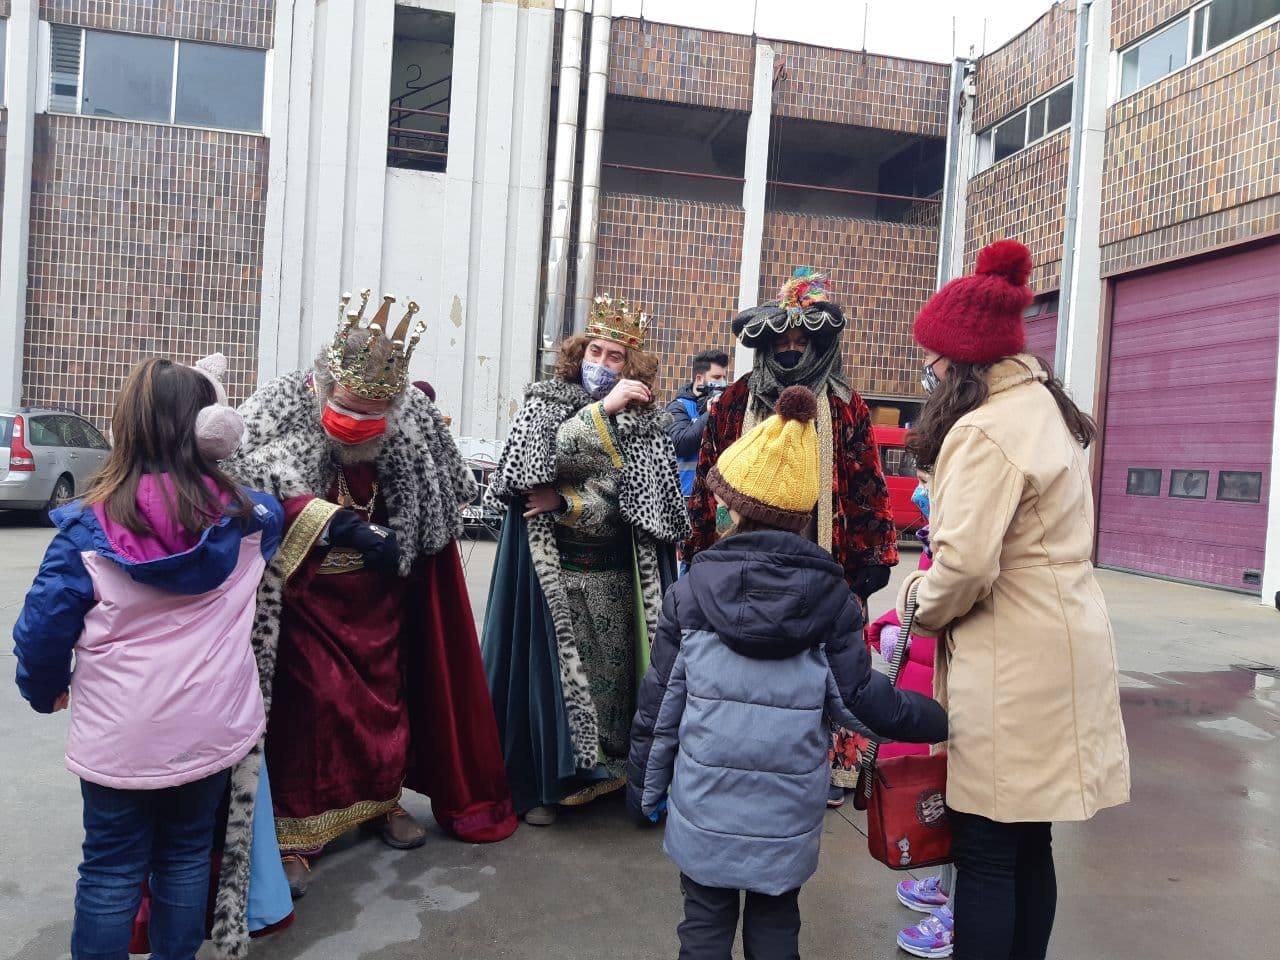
[1,514,1277,959]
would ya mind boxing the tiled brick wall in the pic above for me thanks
[768,41,949,138]
[759,213,938,398]
[1101,20,1280,275]
[594,193,744,402]
[965,129,1071,293]
[608,18,753,112]
[973,2,1077,131]
[22,116,269,427]
[1112,0,1197,50]
[40,0,275,48]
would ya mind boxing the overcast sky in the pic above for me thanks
[561,1,1058,63]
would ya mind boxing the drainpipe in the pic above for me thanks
[572,0,613,333]
[538,0,587,373]
[1055,0,1092,378]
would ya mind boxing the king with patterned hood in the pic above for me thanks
[686,270,900,798]
[210,290,516,957]
[481,295,690,826]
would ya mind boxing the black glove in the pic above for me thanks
[851,564,891,604]
[327,508,400,572]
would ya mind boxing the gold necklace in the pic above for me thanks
[336,468,378,517]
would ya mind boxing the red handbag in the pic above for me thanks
[856,583,952,870]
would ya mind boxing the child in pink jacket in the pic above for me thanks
[14,357,281,960]
[867,474,957,958]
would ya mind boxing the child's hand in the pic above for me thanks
[52,692,70,712]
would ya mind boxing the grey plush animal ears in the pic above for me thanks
[191,353,245,461]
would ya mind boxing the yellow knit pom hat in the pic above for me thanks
[707,386,820,531]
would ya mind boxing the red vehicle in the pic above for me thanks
[873,425,925,535]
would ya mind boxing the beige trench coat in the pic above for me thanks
[898,356,1130,823]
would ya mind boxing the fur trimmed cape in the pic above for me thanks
[486,378,689,768]
[209,371,479,959]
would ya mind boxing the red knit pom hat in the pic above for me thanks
[913,239,1034,364]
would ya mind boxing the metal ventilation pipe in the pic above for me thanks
[571,0,613,333]
[538,0,587,373]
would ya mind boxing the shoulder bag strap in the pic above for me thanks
[860,580,919,799]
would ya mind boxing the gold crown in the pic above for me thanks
[586,293,649,350]
[326,288,426,401]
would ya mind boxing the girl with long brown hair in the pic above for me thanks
[896,241,1130,960]
[14,356,285,959]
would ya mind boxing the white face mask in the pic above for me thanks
[921,362,942,394]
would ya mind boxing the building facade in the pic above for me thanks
[0,0,1277,607]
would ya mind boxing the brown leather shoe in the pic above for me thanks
[380,805,428,849]
[281,854,311,899]
[523,805,558,827]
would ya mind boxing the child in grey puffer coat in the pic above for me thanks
[627,387,947,960]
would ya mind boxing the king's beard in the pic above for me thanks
[329,433,386,466]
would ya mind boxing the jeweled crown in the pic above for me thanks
[326,288,426,401]
[586,293,649,350]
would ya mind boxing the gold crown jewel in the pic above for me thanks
[326,288,426,401]
[585,293,650,350]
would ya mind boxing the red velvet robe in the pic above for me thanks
[267,464,516,847]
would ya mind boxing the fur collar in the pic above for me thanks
[490,377,689,544]
[225,371,477,574]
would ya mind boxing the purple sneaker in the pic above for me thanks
[896,874,949,912]
[897,905,954,959]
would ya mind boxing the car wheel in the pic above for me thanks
[45,475,74,525]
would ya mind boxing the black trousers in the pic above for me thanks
[677,874,801,960]
[950,810,1057,960]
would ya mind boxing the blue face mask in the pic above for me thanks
[581,360,620,400]
[911,483,931,520]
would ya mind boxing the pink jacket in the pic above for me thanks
[14,477,283,789]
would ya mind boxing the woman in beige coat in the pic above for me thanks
[899,239,1130,960]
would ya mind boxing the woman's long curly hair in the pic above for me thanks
[907,355,1097,471]
[555,334,658,404]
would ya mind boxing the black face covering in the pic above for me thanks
[775,350,804,370]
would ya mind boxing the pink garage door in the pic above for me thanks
[1097,244,1279,591]
[1025,308,1058,369]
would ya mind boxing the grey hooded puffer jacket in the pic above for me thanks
[627,530,947,895]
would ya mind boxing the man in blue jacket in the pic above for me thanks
[665,349,729,498]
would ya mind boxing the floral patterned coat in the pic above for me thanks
[686,376,899,585]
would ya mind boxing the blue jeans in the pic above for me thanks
[73,770,229,960]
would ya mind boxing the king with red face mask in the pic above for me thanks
[211,289,515,954]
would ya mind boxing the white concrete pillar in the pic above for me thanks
[0,1,39,406]
[735,42,775,380]
[497,1,555,439]
[257,0,313,382]
[346,0,397,289]
[461,0,521,439]
[300,0,357,366]
[937,60,976,286]
[571,0,612,332]
[1058,0,1110,418]
[421,0,482,427]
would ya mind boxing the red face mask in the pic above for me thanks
[321,402,387,445]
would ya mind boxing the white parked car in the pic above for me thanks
[0,408,111,521]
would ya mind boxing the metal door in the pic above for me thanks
[1096,244,1279,591]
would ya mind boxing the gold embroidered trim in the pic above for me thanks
[277,498,343,581]
[559,775,627,807]
[817,387,834,554]
[275,791,402,850]
[559,486,585,526]
[589,402,625,469]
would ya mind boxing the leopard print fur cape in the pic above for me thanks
[208,371,476,958]
[488,377,689,767]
